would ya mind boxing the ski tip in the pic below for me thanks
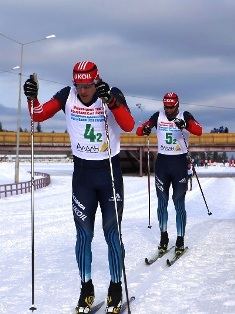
[130,296,135,301]
[145,258,150,265]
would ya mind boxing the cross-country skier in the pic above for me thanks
[136,92,202,255]
[23,61,135,313]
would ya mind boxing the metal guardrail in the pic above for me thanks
[0,171,51,199]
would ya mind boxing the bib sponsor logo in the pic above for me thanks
[160,145,181,152]
[77,143,99,153]
[160,145,175,151]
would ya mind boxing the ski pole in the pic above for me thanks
[180,129,212,216]
[29,73,37,312]
[101,98,131,314]
[146,136,152,228]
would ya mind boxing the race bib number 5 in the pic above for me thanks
[165,132,177,144]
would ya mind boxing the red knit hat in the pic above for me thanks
[163,92,179,107]
[73,61,100,84]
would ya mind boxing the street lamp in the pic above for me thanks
[0,66,20,74]
[0,33,55,183]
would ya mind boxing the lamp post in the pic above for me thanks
[0,33,55,183]
[0,66,20,74]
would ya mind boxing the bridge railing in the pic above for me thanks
[0,131,235,147]
[0,132,71,146]
[120,133,235,146]
[0,172,51,199]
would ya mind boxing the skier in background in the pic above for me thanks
[23,61,135,314]
[136,92,202,255]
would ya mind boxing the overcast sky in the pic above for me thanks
[0,0,235,133]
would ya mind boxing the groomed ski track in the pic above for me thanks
[121,175,235,313]
[1,163,235,313]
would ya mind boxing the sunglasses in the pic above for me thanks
[75,82,95,89]
[164,105,176,109]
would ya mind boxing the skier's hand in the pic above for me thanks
[174,118,186,130]
[23,79,38,100]
[143,125,152,136]
[95,80,113,103]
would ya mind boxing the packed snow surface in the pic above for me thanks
[0,162,235,314]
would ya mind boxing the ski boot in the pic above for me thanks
[106,281,122,313]
[158,231,169,253]
[175,236,184,255]
[76,279,94,313]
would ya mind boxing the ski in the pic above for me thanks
[75,296,135,313]
[75,300,105,314]
[166,246,189,266]
[91,301,105,314]
[119,296,135,313]
[145,246,174,265]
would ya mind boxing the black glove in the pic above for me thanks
[174,118,186,130]
[143,125,152,136]
[23,79,38,99]
[95,80,113,103]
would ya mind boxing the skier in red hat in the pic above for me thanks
[23,61,135,314]
[136,92,202,255]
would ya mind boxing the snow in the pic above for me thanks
[0,162,235,314]
[0,162,32,184]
